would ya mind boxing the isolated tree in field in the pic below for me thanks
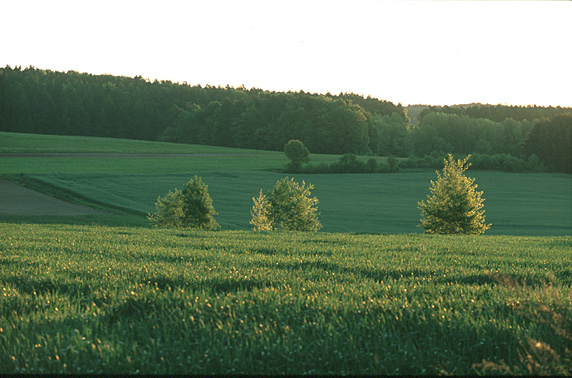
[147,189,185,228]
[418,154,491,235]
[181,176,219,230]
[284,139,310,172]
[267,177,321,231]
[148,176,219,230]
[249,189,272,231]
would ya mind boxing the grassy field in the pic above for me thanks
[1,223,571,375]
[0,131,272,154]
[6,170,568,235]
[1,132,571,235]
[1,132,571,374]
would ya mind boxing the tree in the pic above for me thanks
[284,139,310,172]
[267,177,321,231]
[418,154,491,235]
[249,189,272,231]
[181,176,219,230]
[148,176,219,230]
[524,114,572,173]
[147,188,185,228]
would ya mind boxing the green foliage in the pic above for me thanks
[371,113,410,156]
[267,177,321,231]
[418,154,491,235]
[419,103,571,123]
[412,112,538,157]
[180,176,219,230]
[524,114,572,173]
[284,140,310,172]
[249,189,272,231]
[1,223,571,374]
[148,176,219,230]
[332,153,368,173]
[147,188,185,228]
[0,66,405,155]
[387,155,400,172]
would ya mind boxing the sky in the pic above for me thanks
[1,0,571,107]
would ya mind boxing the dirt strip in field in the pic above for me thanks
[0,178,104,216]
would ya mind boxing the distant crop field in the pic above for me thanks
[11,170,571,235]
[0,132,271,154]
[1,223,570,375]
[1,132,570,235]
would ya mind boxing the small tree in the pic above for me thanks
[418,154,491,235]
[249,189,272,231]
[181,176,219,230]
[147,188,185,228]
[284,140,310,172]
[148,176,219,230]
[267,177,321,231]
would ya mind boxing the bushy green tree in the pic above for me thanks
[418,154,491,234]
[266,177,321,231]
[148,176,219,230]
[181,176,219,230]
[284,139,310,172]
[147,189,185,228]
[249,189,272,231]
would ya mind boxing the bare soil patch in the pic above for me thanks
[0,178,104,216]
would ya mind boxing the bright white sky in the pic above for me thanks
[1,0,570,107]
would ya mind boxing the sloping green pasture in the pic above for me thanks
[1,132,571,234]
[1,223,571,374]
[8,170,570,235]
[1,131,570,235]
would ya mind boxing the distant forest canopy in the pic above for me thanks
[417,103,570,124]
[0,65,404,154]
[1,65,571,172]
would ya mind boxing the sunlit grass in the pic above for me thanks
[1,223,570,374]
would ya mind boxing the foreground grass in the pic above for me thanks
[1,223,571,374]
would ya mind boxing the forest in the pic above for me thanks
[1,65,570,172]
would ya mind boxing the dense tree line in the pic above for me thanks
[1,66,570,172]
[0,65,405,154]
[160,91,379,154]
[412,112,536,157]
[523,114,572,173]
[418,103,571,124]
[410,112,571,173]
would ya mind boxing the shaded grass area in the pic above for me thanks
[1,223,571,374]
[9,171,572,235]
[0,131,272,155]
[1,132,570,235]
[0,154,287,174]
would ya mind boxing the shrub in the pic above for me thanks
[148,176,219,230]
[387,155,400,172]
[249,190,272,231]
[418,154,491,235]
[284,140,310,172]
[147,189,185,228]
[266,177,321,231]
[366,158,378,173]
[331,153,368,173]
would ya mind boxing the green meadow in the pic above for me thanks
[1,132,571,374]
[1,224,571,375]
[1,132,570,235]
